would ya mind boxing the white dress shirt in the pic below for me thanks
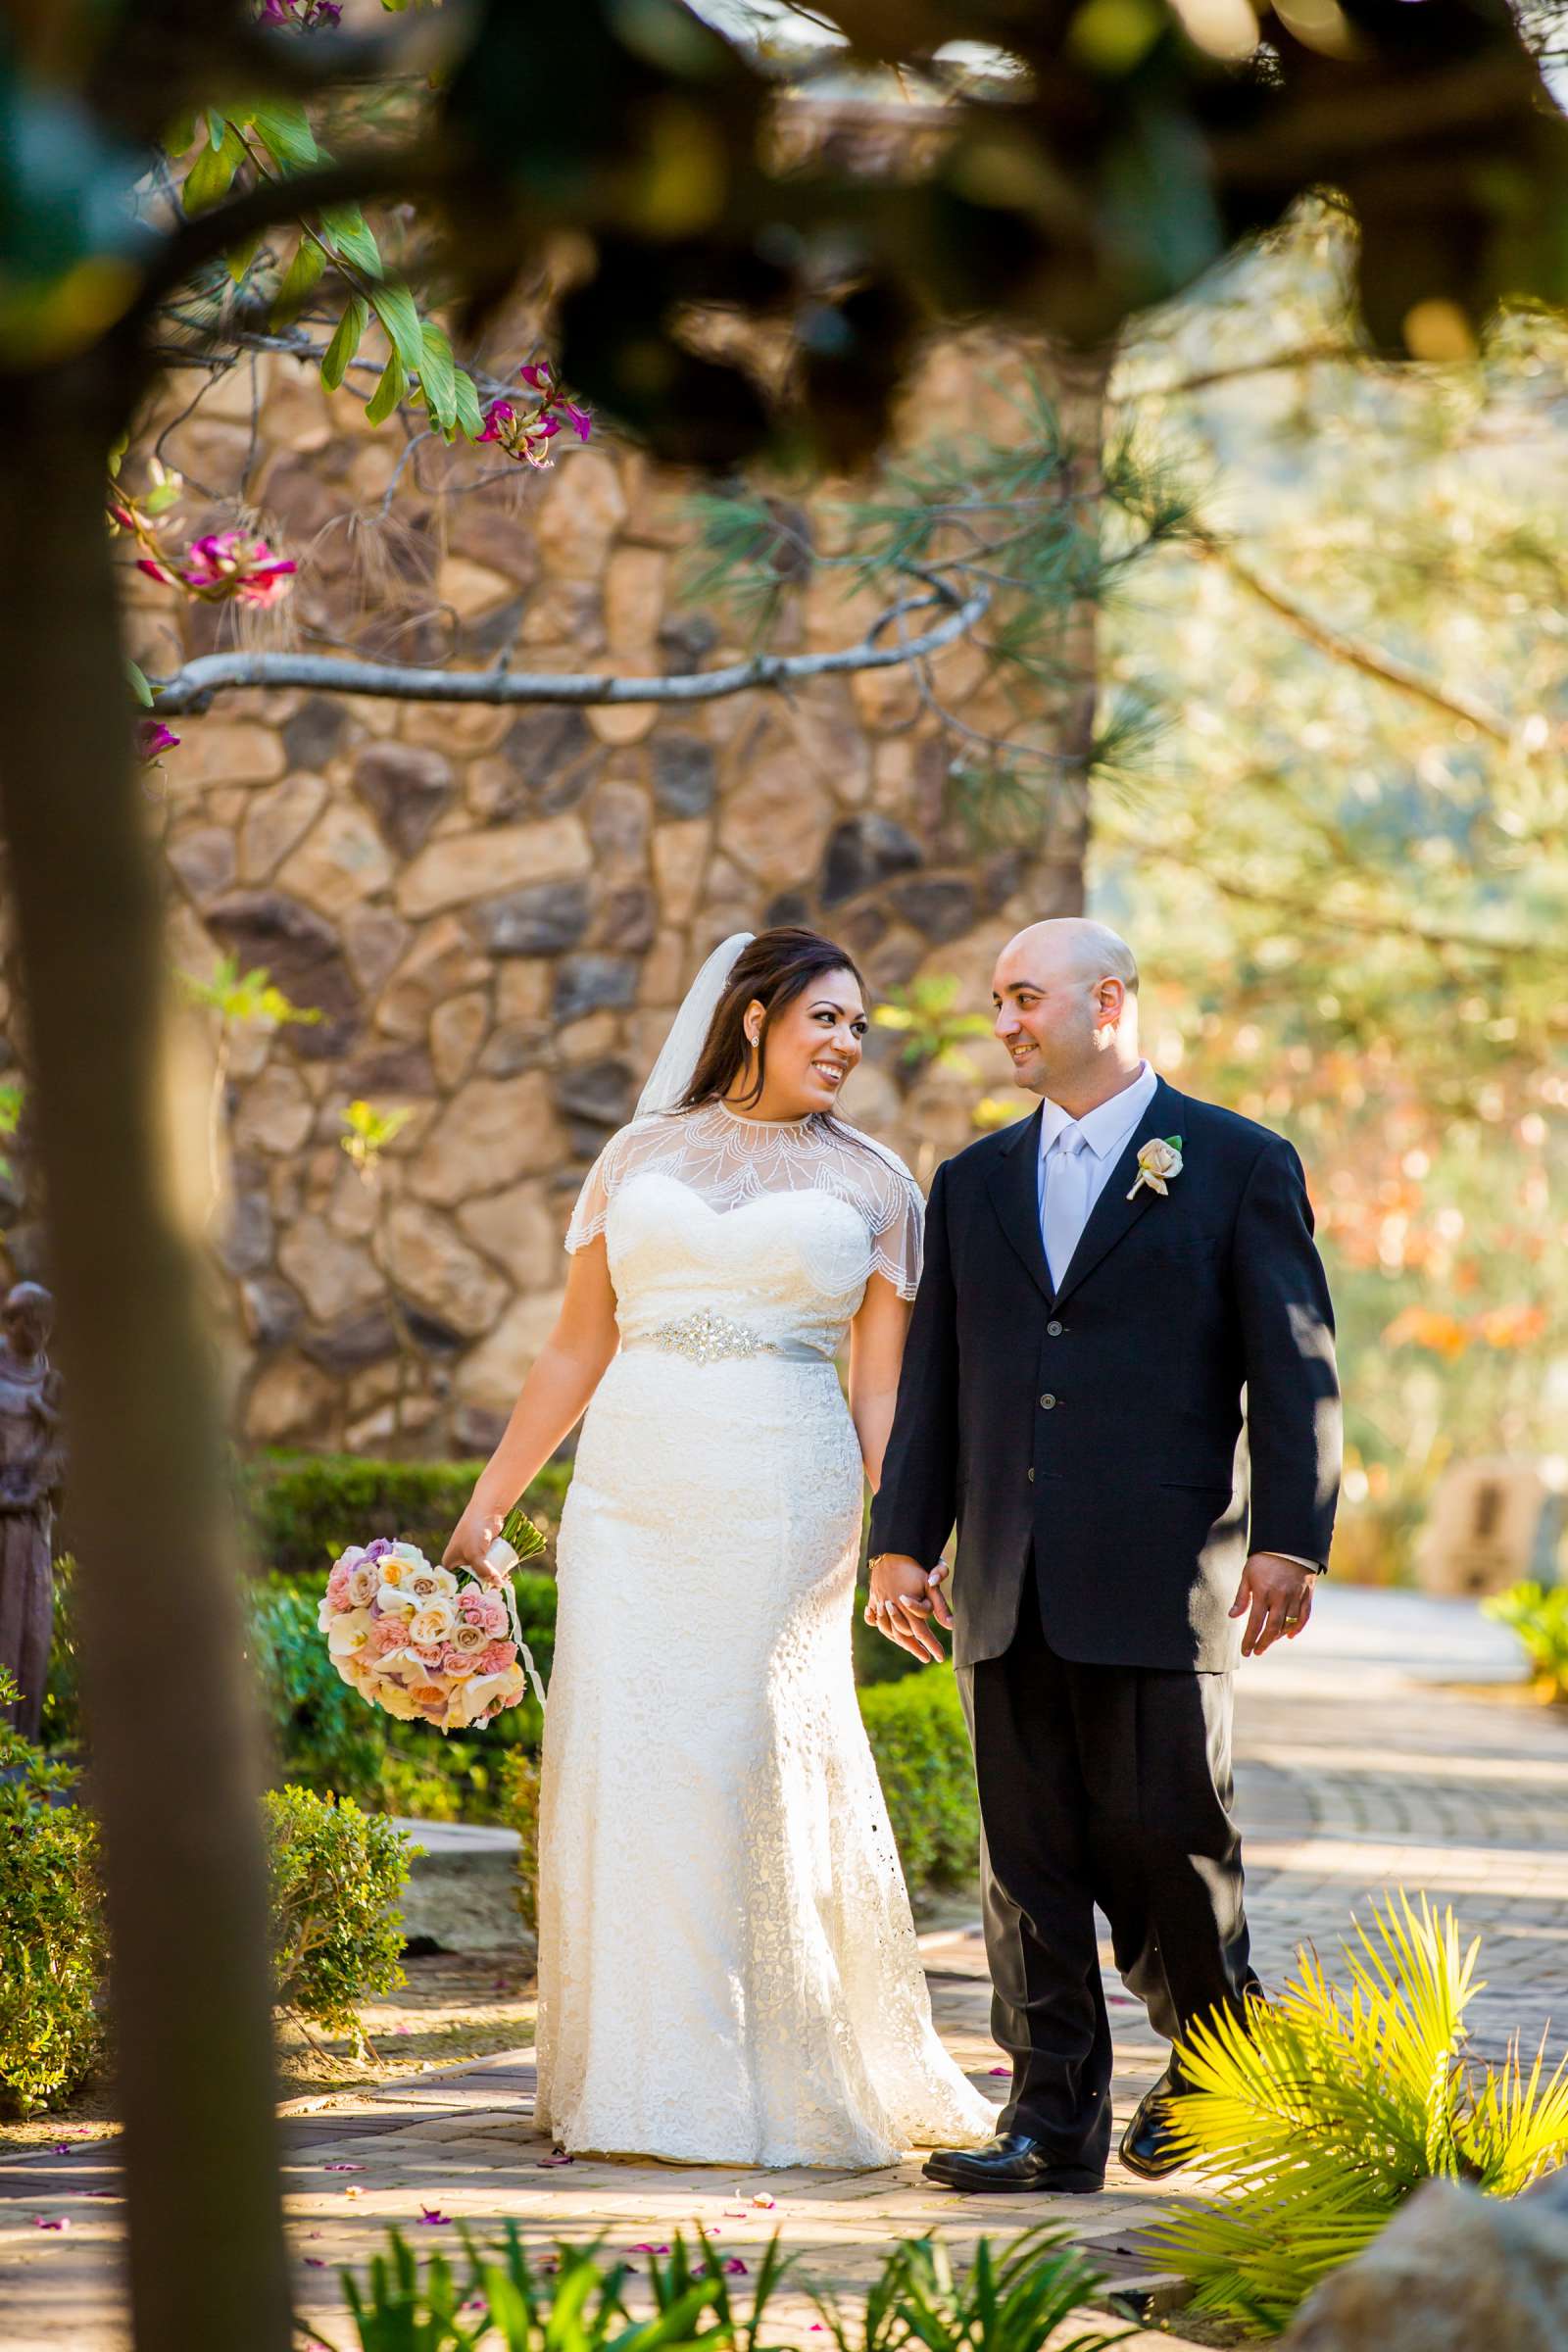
[1036,1061,1158,1285]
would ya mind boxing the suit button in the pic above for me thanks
[1027,1467,1035,1483]
[1040,1393,1056,1409]
[1046,1319,1063,1337]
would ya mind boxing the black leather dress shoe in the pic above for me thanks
[921,2132,1103,2195]
[1117,2071,1192,2180]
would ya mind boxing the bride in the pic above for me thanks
[444,927,993,2169]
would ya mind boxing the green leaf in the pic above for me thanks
[124,661,153,710]
[271,237,326,326]
[365,348,406,426]
[225,231,264,286]
[367,280,425,377]
[319,294,368,391]
[416,320,459,434]
[206,110,227,152]
[182,126,246,217]
[318,202,383,279]
[247,100,321,175]
[452,367,484,441]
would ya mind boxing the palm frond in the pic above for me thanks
[1150,1892,1568,2335]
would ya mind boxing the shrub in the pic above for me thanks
[858,1666,979,1887]
[241,1449,571,1578]
[1147,1892,1568,2337]
[502,1748,542,1935]
[1484,1580,1568,1699]
[0,1670,105,2117]
[264,1784,412,2035]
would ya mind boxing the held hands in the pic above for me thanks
[443,1500,509,1588]
[866,1552,953,1665]
[1230,1551,1315,1657]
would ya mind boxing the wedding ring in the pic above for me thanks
[1284,1613,1300,1626]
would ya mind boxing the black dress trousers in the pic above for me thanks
[956,1591,1261,2178]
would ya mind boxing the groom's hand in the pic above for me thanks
[1230,1552,1315,1657]
[867,1553,948,1665]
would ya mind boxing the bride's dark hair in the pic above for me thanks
[677,928,868,1117]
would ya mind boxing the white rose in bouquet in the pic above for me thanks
[408,1598,458,1647]
[326,1609,375,1660]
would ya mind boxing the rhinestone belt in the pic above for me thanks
[630,1308,829,1366]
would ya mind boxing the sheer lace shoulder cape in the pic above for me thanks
[564,1099,925,1300]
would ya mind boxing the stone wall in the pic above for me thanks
[98,347,1083,1456]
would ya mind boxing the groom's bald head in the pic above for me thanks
[991,918,1142,1102]
[1002,918,1139,997]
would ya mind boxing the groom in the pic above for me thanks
[868,919,1341,2194]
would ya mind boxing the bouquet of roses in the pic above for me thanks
[318,1505,547,1734]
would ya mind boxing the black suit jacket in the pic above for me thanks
[869,1077,1342,1673]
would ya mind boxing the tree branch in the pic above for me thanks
[1195,536,1514,743]
[1122,835,1565,964]
[1108,341,1365,406]
[148,581,993,714]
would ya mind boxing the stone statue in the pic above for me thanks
[0,1282,65,1743]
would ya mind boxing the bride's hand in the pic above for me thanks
[444,1500,507,1584]
[866,1552,947,1665]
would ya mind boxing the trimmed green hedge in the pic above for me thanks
[240,1450,571,1578]
[858,1668,979,1886]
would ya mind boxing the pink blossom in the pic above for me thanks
[460,1601,487,1626]
[480,1594,509,1636]
[440,1645,467,1674]
[410,1643,448,1670]
[518,361,554,391]
[480,1641,516,1674]
[136,717,179,764]
[178,529,297,608]
[368,1618,408,1656]
[326,1562,354,1608]
[258,0,342,27]
[560,402,593,443]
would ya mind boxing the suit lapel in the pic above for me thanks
[985,1104,1053,1304]
[1053,1076,1187,1308]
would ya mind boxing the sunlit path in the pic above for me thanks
[3,1586,1563,2350]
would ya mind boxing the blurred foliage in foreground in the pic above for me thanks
[1485,1581,1568,1700]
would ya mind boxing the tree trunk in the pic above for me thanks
[0,368,290,2351]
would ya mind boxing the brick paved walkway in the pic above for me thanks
[4,1587,1565,2350]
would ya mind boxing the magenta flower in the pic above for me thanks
[418,2205,453,2227]
[257,0,342,27]
[722,2259,749,2277]
[560,402,593,443]
[178,529,297,608]
[518,361,554,391]
[137,718,180,764]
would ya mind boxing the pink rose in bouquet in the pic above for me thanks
[321,1535,543,1733]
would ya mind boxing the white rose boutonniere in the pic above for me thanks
[1128,1134,1184,1201]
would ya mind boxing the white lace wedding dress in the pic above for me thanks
[533,1100,994,2168]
